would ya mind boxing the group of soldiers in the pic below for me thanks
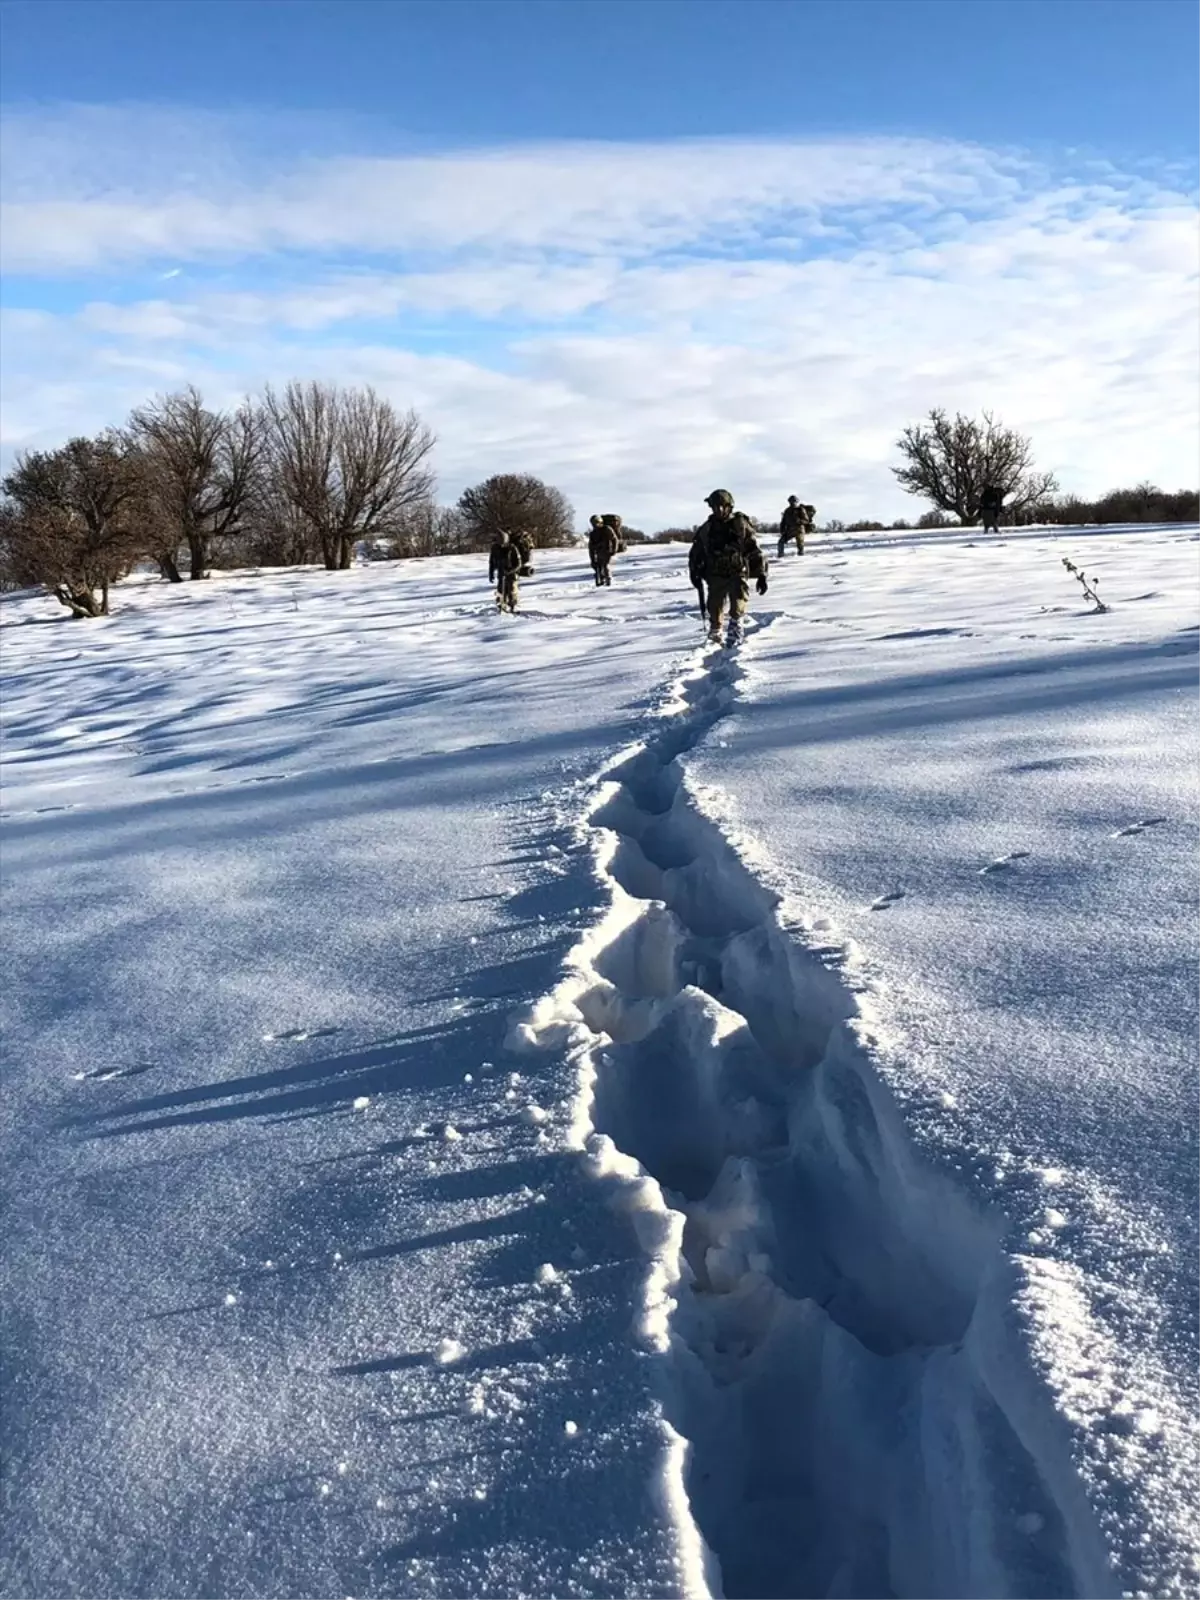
[487,488,816,645]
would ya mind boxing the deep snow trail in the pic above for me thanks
[2,534,1194,1598]
[520,630,1117,1599]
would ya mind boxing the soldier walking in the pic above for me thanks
[588,514,619,586]
[980,484,1003,535]
[778,495,814,556]
[691,489,768,645]
[489,529,522,612]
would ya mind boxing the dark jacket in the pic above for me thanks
[589,525,619,562]
[489,541,521,582]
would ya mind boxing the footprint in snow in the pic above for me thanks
[979,850,1031,875]
[263,1026,342,1043]
[71,1062,156,1083]
[869,888,906,911]
[1111,817,1167,838]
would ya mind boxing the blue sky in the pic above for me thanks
[3,0,1197,159]
[1,0,1196,524]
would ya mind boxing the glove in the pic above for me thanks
[756,575,768,595]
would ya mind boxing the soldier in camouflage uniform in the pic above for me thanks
[778,494,813,556]
[691,489,768,645]
[588,514,619,586]
[980,484,1003,535]
[489,529,522,612]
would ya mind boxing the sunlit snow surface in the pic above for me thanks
[1,525,1196,1599]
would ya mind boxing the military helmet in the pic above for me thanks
[589,513,602,527]
[497,529,510,543]
[705,488,734,507]
[788,495,798,504]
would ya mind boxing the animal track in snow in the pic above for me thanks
[1111,817,1167,838]
[979,849,1031,875]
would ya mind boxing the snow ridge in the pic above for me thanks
[516,634,1117,1599]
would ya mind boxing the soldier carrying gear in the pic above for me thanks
[489,529,522,612]
[512,529,534,575]
[691,489,768,645]
[778,494,814,557]
[588,514,619,587]
[980,484,1003,535]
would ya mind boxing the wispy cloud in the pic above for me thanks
[2,105,1195,525]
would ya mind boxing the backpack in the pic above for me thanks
[601,513,625,553]
[706,515,750,578]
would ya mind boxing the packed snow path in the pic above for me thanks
[2,525,1197,1599]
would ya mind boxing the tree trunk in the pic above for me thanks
[55,585,101,618]
[187,532,208,580]
[337,536,354,570]
[101,578,109,614]
[160,552,184,583]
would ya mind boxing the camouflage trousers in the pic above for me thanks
[707,575,748,632]
[592,558,612,586]
[496,575,519,611]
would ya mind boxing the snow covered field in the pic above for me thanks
[1,522,1196,1600]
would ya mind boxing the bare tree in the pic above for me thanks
[0,502,41,591]
[129,386,263,580]
[893,409,1058,523]
[260,381,435,570]
[234,469,321,568]
[1,434,145,616]
[375,500,469,559]
[456,473,575,552]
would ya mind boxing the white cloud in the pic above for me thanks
[0,104,1048,274]
[1,105,1195,525]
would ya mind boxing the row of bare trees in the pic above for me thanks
[0,382,580,617]
[5,389,1192,617]
[1,382,434,614]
